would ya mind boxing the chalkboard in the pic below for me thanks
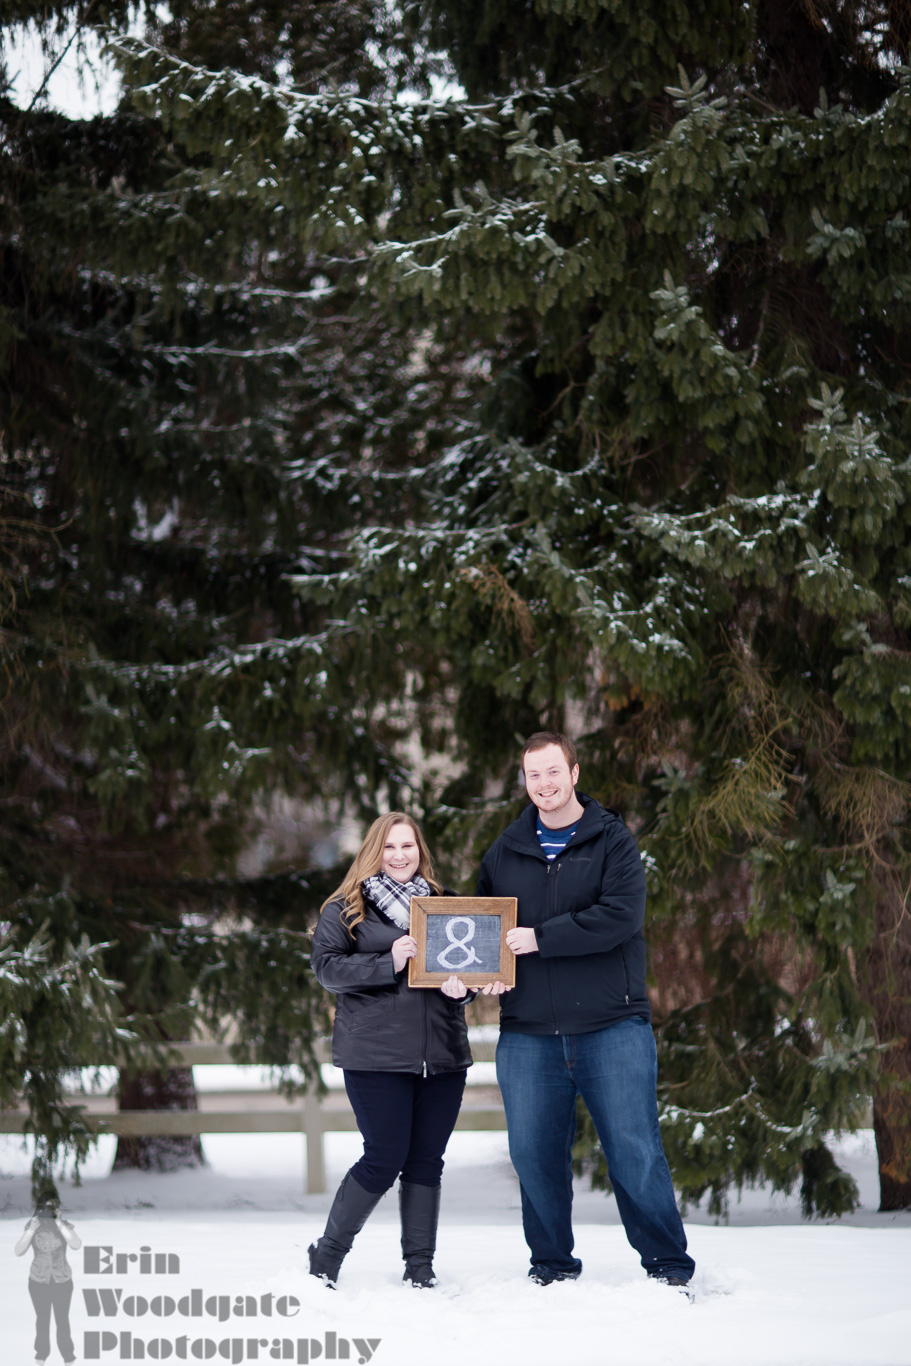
[426,913,502,974]
[408,897,518,988]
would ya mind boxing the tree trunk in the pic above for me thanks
[872,1097,911,1211]
[868,866,911,1211]
[112,1066,206,1172]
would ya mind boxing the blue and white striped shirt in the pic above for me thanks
[536,819,578,861]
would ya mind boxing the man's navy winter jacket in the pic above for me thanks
[476,793,651,1035]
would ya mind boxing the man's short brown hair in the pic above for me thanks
[521,731,578,772]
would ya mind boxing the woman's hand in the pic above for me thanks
[391,935,417,973]
[480,980,513,995]
[440,975,468,999]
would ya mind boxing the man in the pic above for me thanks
[477,731,695,1289]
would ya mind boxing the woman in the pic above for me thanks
[309,812,480,1289]
[15,1191,81,1365]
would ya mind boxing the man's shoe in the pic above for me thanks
[528,1265,581,1286]
[651,1274,695,1302]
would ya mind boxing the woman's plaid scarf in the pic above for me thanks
[361,871,431,930]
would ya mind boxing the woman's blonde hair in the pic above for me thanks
[320,812,442,936]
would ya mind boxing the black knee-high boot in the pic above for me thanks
[308,1171,384,1287]
[399,1180,440,1288]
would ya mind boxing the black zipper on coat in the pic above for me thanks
[619,944,630,1005]
[545,861,563,1033]
[421,988,429,1075]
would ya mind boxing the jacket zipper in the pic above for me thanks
[546,861,562,1033]
[620,944,630,1005]
[421,989,429,1075]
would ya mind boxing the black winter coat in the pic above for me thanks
[310,890,473,1074]
[476,794,650,1035]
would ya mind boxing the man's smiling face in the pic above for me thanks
[523,743,580,821]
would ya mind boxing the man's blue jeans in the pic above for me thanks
[496,1017,695,1281]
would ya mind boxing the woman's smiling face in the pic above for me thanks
[381,822,421,882]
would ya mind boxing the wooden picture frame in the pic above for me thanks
[408,897,518,989]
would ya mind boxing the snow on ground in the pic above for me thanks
[2,1070,910,1366]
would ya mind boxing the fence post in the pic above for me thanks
[303,1085,326,1194]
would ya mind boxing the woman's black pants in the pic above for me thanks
[29,1278,75,1362]
[344,1068,467,1194]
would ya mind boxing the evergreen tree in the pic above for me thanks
[114,0,911,1211]
[0,0,475,1176]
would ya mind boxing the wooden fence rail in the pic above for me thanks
[0,1040,504,1194]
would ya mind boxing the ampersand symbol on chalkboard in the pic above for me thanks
[436,917,482,971]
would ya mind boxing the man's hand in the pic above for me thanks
[391,935,417,973]
[507,927,539,956]
[440,975,468,999]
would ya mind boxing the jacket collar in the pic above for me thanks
[498,791,606,858]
